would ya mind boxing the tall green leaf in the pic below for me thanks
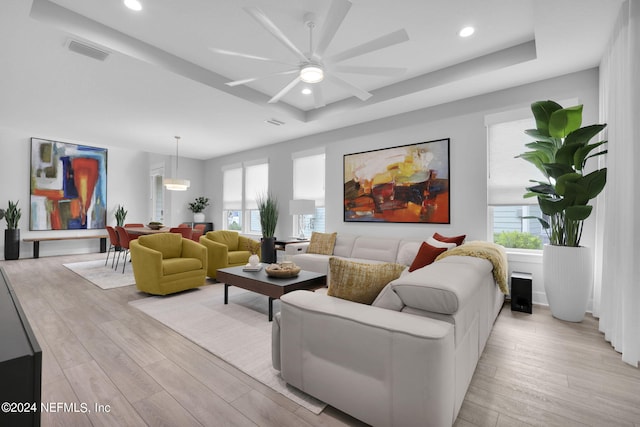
[549,105,583,138]
[526,183,556,196]
[543,163,575,179]
[531,100,563,136]
[579,168,607,198]
[574,141,607,171]
[524,129,557,143]
[565,205,593,221]
[538,197,568,216]
[562,182,590,205]
[525,141,556,160]
[564,124,607,146]
[517,152,548,176]
[555,144,581,166]
[555,173,582,196]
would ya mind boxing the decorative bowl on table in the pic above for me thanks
[265,263,301,278]
[147,222,164,230]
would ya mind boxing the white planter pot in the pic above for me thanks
[193,212,205,223]
[543,244,593,322]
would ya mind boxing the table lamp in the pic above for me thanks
[289,199,315,239]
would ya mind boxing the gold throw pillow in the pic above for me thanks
[328,257,406,305]
[307,232,337,255]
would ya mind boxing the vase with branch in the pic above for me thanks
[188,196,210,223]
[2,200,22,260]
[257,192,278,264]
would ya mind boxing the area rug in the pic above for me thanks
[64,259,136,289]
[129,284,326,414]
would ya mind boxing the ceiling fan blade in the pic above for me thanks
[326,29,409,64]
[325,74,372,101]
[313,85,326,109]
[333,65,407,76]
[243,7,309,63]
[314,0,352,57]
[209,48,295,66]
[268,76,302,104]
[226,69,298,87]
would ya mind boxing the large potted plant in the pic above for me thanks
[518,100,607,321]
[188,196,209,223]
[257,192,278,264]
[2,200,22,260]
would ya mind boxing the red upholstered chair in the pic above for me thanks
[105,226,120,268]
[190,228,204,242]
[194,223,206,232]
[170,227,193,240]
[178,223,191,228]
[115,226,134,273]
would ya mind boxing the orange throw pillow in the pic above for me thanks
[433,232,466,246]
[409,242,447,272]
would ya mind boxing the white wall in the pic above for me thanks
[0,128,206,258]
[205,68,600,305]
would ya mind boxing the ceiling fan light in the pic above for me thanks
[300,65,324,83]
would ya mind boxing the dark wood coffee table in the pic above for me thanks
[216,266,327,321]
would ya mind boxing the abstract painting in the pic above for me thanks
[30,138,107,230]
[344,138,450,224]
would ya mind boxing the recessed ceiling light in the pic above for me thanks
[459,26,475,38]
[301,88,312,95]
[124,0,142,11]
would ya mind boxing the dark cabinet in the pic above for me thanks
[0,268,41,426]
[192,222,214,233]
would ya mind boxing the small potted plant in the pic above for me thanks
[2,200,22,260]
[188,196,210,223]
[257,192,278,264]
[114,205,127,227]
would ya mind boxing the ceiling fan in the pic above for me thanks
[210,0,409,108]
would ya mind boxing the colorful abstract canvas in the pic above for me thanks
[30,138,107,230]
[344,138,450,224]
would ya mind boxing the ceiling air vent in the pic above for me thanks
[66,39,110,62]
[265,118,285,126]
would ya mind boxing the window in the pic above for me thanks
[292,151,325,237]
[487,114,548,250]
[245,162,268,234]
[150,165,164,222]
[223,166,243,230]
[222,161,269,234]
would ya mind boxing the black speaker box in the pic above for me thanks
[510,272,532,314]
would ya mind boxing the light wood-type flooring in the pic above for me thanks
[2,253,639,427]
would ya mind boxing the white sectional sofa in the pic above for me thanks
[273,234,506,427]
[284,233,432,274]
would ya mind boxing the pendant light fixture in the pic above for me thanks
[164,136,190,191]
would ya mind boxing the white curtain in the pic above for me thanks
[594,0,640,367]
[244,162,268,210]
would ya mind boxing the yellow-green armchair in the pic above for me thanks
[199,230,261,279]
[130,233,207,295]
